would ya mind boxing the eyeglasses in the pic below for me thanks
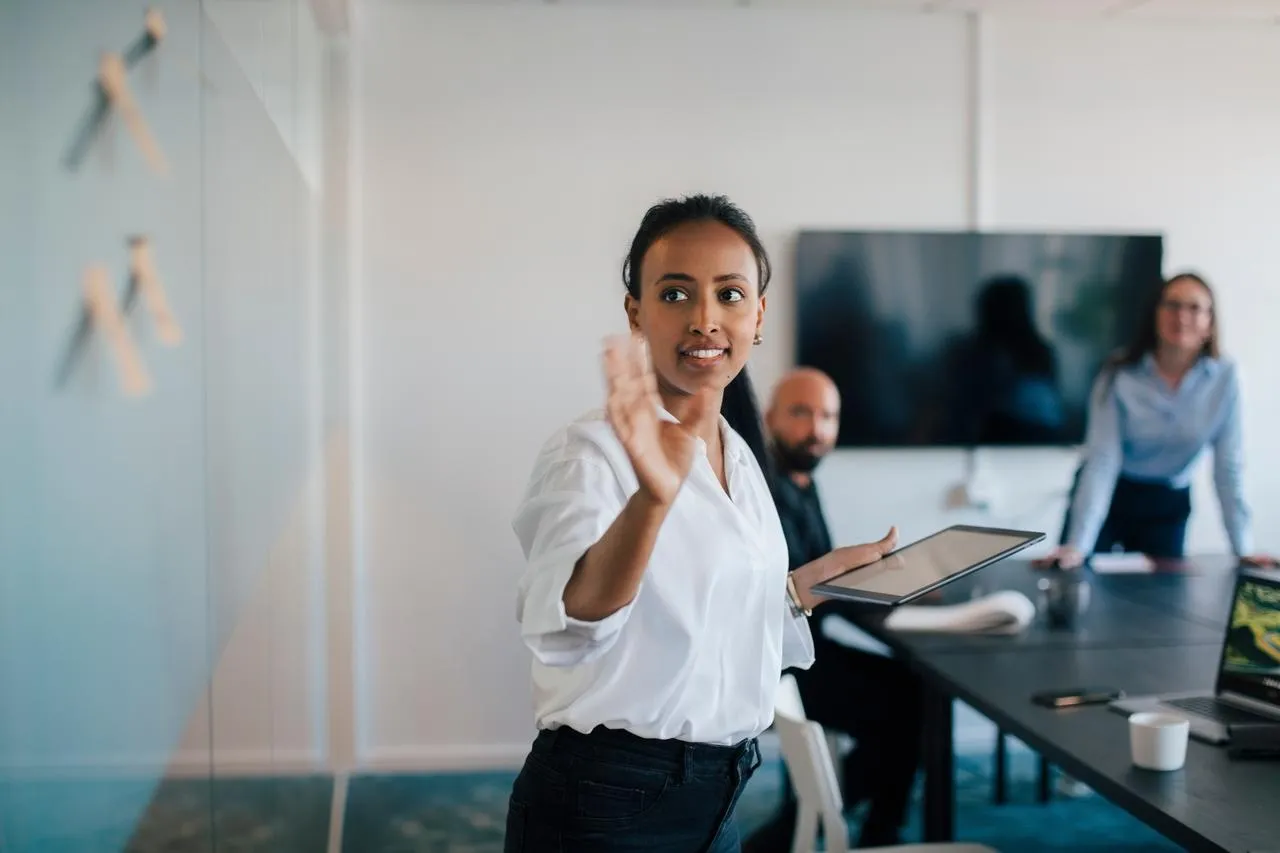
[1159,299,1211,317]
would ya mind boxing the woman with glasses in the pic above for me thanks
[1045,272,1273,568]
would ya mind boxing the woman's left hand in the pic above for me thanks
[1240,554,1278,568]
[792,527,899,612]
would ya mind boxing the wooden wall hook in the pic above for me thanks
[124,8,168,66]
[83,264,152,398]
[127,236,182,345]
[97,51,168,176]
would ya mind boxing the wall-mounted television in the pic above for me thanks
[795,230,1163,448]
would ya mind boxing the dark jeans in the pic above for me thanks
[743,644,924,851]
[1060,471,1192,558]
[505,725,761,853]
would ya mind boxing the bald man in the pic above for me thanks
[744,368,924,851]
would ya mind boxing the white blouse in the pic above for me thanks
[512,407,815,747]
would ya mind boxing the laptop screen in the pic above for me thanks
[1216,570,1280,709]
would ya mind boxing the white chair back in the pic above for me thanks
[772,674,1000,853]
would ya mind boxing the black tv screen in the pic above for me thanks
[795,230,1163,448]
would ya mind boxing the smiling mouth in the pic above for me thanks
[681,348,727,360]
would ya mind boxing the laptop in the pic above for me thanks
[1109,568,1280,744]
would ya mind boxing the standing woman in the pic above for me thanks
[506,194,897,853]
[1047,272,1271,568]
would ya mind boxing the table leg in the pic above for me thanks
[922,685,955,842]
[993,730,1008,805]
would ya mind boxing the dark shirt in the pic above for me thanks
[769,468,832,573]
[769,459,871,649]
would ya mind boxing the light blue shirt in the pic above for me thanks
[1066,354,1252,556]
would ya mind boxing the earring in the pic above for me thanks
[753,333,763,346]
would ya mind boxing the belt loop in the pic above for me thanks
[678,743,691,786]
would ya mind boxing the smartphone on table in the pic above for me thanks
[1031,686,1124,708]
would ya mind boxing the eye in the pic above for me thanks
[720,288,745,304]
[660,288,688,303]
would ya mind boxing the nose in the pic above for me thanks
[689,298,722,336]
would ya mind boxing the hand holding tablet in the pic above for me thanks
[811,524,1045,606]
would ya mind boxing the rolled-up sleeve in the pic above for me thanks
[512,447,635,667]
[780,598,815,671]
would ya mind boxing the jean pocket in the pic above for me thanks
[574,765,670,825]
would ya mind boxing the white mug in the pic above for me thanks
[1129,712,1190,771]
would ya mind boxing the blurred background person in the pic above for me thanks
[744,367,923,851]
[1045,272,1273,568]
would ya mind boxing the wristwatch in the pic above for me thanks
[785,572,812,618]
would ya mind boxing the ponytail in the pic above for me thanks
[721,368,771,478]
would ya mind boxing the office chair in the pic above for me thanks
[774,674,1001,853]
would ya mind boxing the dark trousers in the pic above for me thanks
[1060,470,1192,558]
[505,725,761,853]
[743,645,924,851]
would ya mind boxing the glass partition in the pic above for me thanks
[0,1,325,850]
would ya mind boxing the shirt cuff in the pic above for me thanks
[781,603,816,671]
[518,541,638,659]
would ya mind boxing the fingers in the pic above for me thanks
[636,336,663,406]
[878,526,899,553]
[1055,547,1083,570]
[603,335,631,386]
[632,333,651,382]
[603,333,656,445]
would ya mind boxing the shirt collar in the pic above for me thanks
[1140,351,1218,378]
[656,406,752,467]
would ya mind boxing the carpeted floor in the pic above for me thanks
[85,738,1182,852]
[335,740,1180,853]
[12,732,1177,845]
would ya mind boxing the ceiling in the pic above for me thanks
[393,0,1280,24]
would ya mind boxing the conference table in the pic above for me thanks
[853,557,1280,853]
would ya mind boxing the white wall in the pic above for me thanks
[353,3,1280,768]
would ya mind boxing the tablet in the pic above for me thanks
[809,524,1045,606]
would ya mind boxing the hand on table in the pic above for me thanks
[1240,553,1278,568]
[1032,545,1084,570]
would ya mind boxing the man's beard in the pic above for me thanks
[773,439,825,475]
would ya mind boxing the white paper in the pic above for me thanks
[882,590,1037,636]
[1088,552,1156,574]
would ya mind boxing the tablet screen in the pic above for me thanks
[817,526,1041,600]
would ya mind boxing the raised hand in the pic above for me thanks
[603,333,712,506]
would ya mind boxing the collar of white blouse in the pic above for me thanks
[654,405,766,553]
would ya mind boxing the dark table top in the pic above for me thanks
[848,559,1229,654]
[914,643,1280,853]
[1091,568,1240,630]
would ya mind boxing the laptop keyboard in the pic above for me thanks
[1165,696,1274,725]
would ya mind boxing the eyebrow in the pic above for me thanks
[654,272,751,284]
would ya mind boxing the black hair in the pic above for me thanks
[622,194,772,475]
